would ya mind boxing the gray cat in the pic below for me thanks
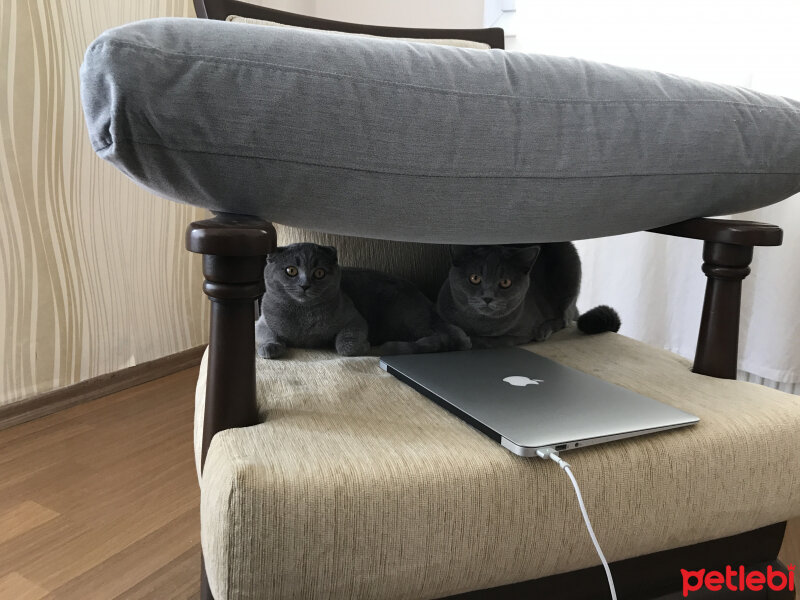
[436,244,620,349]
[256,243,470,359]
[256,244,369,359]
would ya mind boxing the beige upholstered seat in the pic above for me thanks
[194,328,800,600]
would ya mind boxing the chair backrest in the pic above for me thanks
[195,0,504,298]
[194,0,505,48]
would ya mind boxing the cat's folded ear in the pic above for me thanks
[319,245,338,262]
[510,245,541,272]
[266,246,286,264]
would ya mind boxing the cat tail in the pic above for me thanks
[577,305,621,334]
[378,322,471,355]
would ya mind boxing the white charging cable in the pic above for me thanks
[536,447,617,600]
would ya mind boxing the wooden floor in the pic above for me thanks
[0,367,202,600]
[0,366,798,599]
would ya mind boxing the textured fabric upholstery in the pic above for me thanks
[226,15,492,49]
[194,329,800,600]
[81,18,800,244]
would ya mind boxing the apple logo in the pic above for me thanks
[503,376,543,387]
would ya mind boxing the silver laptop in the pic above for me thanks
[380,347,698,457]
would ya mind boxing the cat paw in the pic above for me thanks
[335,335,370,357]
[533,319,565,342]
[257,341,286,359]
[469,336,494,349]
[378,341,414,355]
[451,328,472,351]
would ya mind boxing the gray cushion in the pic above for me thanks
[80,18,800,243]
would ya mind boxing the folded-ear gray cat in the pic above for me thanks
[437,244,620,349]
[256,243,470,358]
[256,243,369,359]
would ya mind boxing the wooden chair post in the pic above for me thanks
[186,212,276,600]
[693,241,754,379]
[650,218,783,378]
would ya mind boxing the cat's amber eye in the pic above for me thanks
[285,266,298,277]
[312,268,326,279]
[469,274,482,285]
[499,278,512,289]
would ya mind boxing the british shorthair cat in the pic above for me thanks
[256,243,470,358]
[437,243,619,348]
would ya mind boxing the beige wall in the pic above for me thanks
[0,0,209,407]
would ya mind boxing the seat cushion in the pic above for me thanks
[81,18,800,244]
[194,329,800,599]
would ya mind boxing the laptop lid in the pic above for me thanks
[380,347,698,457]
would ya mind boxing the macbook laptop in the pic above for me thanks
[380,347,698,457]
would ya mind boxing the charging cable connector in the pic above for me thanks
[536,447,617,600]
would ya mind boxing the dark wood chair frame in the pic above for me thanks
[189,2,792,598]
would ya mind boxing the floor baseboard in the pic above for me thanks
[0,346,206,430]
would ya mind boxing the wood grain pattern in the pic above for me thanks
[0,0,209,409]
[0,345,206,430]
[0,501,59,545]
[0,366,201,599]
[0,573,49,600]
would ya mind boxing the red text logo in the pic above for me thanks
[681,564,795,596]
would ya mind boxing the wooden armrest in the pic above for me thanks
[186,212,275,256]
[647,217,783,379]
[186,213,277,473]
[649,217,783,246]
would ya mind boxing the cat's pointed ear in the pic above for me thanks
[320,245,338,263]
[511,245,541,272]
[266,246,286,264]
[448,245,471,265]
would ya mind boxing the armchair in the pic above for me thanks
[83,3,800,597]
[189,210,792,600]
[188,5,793,599]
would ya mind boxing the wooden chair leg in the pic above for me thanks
[186,213,277,600]
[649,217,782,379]
[693,241,753,379]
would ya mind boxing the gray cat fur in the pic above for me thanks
[256,243,369,359]
[437,244,619,348]
[256,243,470,358]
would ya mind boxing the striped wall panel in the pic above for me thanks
[0,0,210,407]
[737,371,800,395]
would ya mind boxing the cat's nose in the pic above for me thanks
[300,284,310,291]
[482,297,492,305]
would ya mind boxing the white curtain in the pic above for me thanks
[512,0,800,388]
